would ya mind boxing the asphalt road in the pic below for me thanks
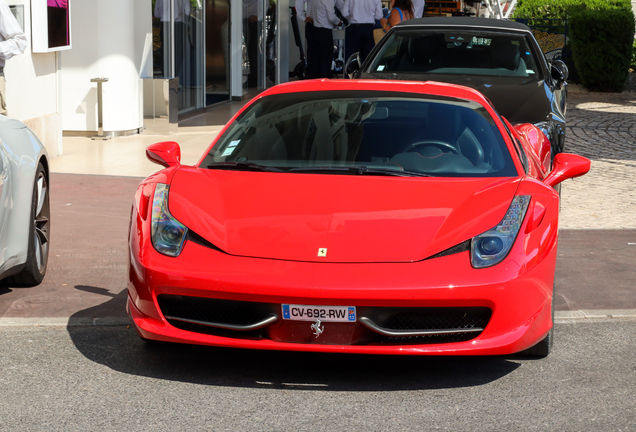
[0,320,634,431]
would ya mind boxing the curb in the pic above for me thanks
[555,309,636,322]
[1,311,636,327]
[0,317,131,327]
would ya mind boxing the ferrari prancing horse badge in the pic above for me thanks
[311,319,324,337]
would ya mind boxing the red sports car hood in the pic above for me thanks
[168,168,520,263]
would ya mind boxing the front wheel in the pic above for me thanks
[7,162,50,287]
[518,288,555,358]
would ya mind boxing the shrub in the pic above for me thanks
[514,0,635,91]
[513,0,632,20]
[632,39,636,71]
[569,7,635,91]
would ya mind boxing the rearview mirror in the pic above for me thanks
[543,153,590,188]
[345,53,361,79]
[146,141,181,168]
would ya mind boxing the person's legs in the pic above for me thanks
[360,25,375,62]
[344,25,362,65]
[0,76,6,116]
[314,27,333,78]
[305,22,316,78]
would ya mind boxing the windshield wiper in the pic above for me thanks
[206,162,283,172]
[289,166,432,177]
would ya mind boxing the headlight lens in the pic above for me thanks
[151,184,188,257]
[471,195,531,268]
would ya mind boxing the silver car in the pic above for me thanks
[0,116,50,286]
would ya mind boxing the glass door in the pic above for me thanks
[205,0,230,105]
[176,0,204,113]
[242,0,278,96]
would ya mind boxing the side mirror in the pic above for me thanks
[146,141,181,168]
[345,53,361,79]
[543,153,590,188]
[551,60,569,87]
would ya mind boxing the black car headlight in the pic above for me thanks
[471,196,531,268]
[151,184,188,257]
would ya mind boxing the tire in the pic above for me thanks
[519,287,555,358]
[7,162,50,287]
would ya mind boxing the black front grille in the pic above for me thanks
[157,295,491,345]
[382,307,490,331]
[362,306,491,344]
[157,295,277,334]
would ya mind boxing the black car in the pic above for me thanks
[346,17,569,158]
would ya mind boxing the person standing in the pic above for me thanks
[296,0,316,78]
[380,0,414,33]
[0,0,26,116]
[308,0,341,78]
[412,0,425,19]
[342,0,382,65]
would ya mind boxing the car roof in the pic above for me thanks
[396,17,531,32]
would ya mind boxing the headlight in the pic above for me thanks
[471,195,531,268]
[151,184,188,257]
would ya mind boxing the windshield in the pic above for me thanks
[367,30,541,79]
[201,91,517,177]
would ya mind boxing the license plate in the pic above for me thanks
[282,304,356,322]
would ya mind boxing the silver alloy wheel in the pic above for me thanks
[33,171,50,275]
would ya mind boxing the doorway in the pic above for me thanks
[205,0,231,105]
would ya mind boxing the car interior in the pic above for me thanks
[205,95,517,177]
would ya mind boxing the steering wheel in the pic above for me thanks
[401,140,459,155]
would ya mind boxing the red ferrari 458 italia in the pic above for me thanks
[128,79,590,357]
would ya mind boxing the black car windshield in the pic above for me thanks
[366,30,541,79]
[201,91,517,177]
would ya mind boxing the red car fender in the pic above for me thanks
[513,123,552,175]
[516,178,559,273]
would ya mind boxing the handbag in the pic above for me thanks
[374,8,404,44]
[373,28,386,44]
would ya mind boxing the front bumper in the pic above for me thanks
[128,234,556,355]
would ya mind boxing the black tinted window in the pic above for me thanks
[368,30,541,79]
[201,91,517,177]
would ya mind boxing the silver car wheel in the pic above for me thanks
[33,171,50,275]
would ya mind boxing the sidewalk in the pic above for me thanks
[50,100,247,178]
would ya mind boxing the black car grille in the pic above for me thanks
[156,295,491,345]
[157,295,277,337]
[371,307,492,344]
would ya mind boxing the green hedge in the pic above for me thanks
[569,7,635,91]
[514,0,635,92]
[513,0,632,20]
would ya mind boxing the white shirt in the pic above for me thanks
[154,0,192,22]
[296,0,312,22]
[0,0,26,68]
[341,0,382,24]
[412,0,425,19]
[309,0,342,29]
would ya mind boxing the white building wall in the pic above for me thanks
[6,0,61,157]
[61,0,151,133]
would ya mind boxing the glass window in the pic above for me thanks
[201,91,517,177]
[367,30,542,79]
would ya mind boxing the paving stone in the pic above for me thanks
[559,91,636,229]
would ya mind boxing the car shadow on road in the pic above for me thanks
[66,290,521,392]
